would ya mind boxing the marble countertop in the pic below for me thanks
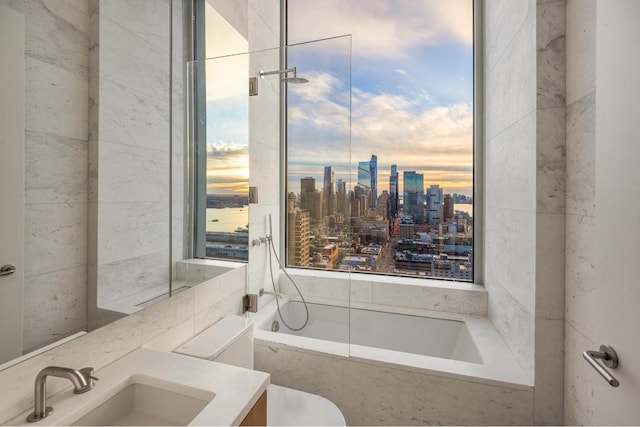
[8,348,270,426]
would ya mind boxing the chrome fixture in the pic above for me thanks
[0,264,16,276]
[259,288,284,298]
[27,366,98,422]
[583,344,620,387]
[259,67,309,84]
[243,294,258,313]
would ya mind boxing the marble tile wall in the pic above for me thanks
[484,0,537,380]
[533,0,566,423]
[246,0,282,300]
[280,272,488,316]
[255,342,534,426]
[88,0,173,316]
[0,266,246,424]
[563,0,596,424]
[484,1,566,423]
[0,0,91,352]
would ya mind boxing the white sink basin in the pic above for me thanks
[72,381,215,426]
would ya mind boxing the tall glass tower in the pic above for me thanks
[403,171,425,223]
[389,164,398,218]
[323,166,335,217]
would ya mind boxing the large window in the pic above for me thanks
[285,0,475,281]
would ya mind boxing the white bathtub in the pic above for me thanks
[253,298,529,387]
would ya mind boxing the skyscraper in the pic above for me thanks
[403,171,425,223]
[389,164,398,218]
[323,166,335,217]
[300,177,322,221]
[287,209,310,267]
[426,184,443,224]
[443,194,454,222]
[369,154,378,208]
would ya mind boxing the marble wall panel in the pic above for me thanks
[565,0,595,104]
[98,14,170,97]
[23,202,87,277]
[485,112,536,212]
[97,202,169,265]
[97,78,170,152]
[485,10,536,140]
[484,207,536,313]
[536,0,566,109]
[23,266,87,352]
[536,107,566,214]
[484,0,535,71]
[256,343,534,426]
[565,93,595,217]
[24,131,88,204]
[25,56,88,140]
[97,251,171,306]
[97,142,170,203]
[99,0,170,51]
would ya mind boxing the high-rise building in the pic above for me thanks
[369,154,378,208]
[300,177,322,221]
[323,166,335,217]
[443,194,454,222]
[287,209,310,267]
[357,161,371,190]
[376,190,389,220]
[426,184,444,224]
[336,179,350,219]
[389,164,399,218]
[403,171,425,223]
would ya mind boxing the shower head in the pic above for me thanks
[259,66,309,84]
[283,76,309,84]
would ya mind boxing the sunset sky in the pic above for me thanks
[205,0,474,197]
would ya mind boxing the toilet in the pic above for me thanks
[175,315,345,426]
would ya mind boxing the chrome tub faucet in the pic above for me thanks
[27,366,98,422]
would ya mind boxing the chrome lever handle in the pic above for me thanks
[583,344,620,387]
[0,264,16,276]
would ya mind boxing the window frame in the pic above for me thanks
[281,0,484,285]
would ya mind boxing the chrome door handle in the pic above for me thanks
[0,264,16,276]
[583,344,620,387]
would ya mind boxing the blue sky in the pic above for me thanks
[286,0,474,196]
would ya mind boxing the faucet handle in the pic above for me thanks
[78,367,99,391]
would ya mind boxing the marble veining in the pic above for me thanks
[256,343,534,426]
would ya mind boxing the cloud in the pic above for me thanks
[286,70,473,195]
[288,0,473,59]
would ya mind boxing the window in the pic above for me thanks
[285,0,475,281]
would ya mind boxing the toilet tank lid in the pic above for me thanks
[174,315,253,360]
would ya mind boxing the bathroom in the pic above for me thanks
[0,0,638,425]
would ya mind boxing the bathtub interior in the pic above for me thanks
[257,300,482,364]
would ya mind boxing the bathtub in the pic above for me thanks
[253,298,534,425]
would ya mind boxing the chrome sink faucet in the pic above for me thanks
[27,366,98,422]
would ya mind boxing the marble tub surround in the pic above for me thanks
[0,266,246,424]
[7,348,269,426]
[280,269,488,316]
[255,342,533,426]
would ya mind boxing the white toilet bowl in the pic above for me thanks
[175,315,345,426]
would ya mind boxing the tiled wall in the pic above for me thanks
[0,0,90,352]
[484,0,537,381]
[0,266,246,424]
[563,0,596,424]
[246,0,282,300]
[87,0,173,321]
[484,0,566,423]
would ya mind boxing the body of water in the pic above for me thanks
[206,207,248,232]
[454,203,473,217]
